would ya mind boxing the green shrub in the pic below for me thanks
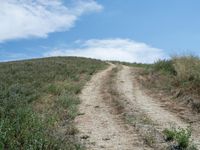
[175,128,191,148]
[163,127,176,141]
[163,127,196,149]
[152,59,176,75]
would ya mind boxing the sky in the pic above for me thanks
[0,0,200,63]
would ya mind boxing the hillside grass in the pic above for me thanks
[110,61,151,68]
[138,55,200,112]
[0,57,107,149]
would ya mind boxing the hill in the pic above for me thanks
[1,56,200,150]
[0,57,107,149]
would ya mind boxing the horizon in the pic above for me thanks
[1,0,200,63]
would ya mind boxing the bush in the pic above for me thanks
[163,127,176,141]
[163,127,196,149]
[152,59,176,75]
[175,128,191,148]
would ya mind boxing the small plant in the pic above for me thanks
[176,128,191,148]
[144,133,156,147]
[163,127,176,141]
[163,127,196,149]
[46,84,62,95]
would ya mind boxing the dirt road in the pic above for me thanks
[75,64,200,149]
[117,66,187,129]
[75,64,149,150]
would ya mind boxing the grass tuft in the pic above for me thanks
[152,59,176,75]
[173,56,200,82]
[163,127,197,149]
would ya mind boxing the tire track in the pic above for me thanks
[75,64,150,150]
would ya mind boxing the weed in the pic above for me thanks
[163,127,176,141]
[163,127,196,149]
[176,128,191,148]
[46,84,62,95]
[144,133,156,147]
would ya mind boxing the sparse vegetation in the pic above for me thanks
[143,133,156,147]
[0,57,107,149]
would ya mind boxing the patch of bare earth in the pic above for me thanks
[75,64,150,150]
[116,65,200,148]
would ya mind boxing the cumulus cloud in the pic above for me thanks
[0,0,102,42]
[45,38,168,63]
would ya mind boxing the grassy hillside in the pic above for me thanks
[0,57,107,149]
[137,56,200,112]
[110,61,150,68]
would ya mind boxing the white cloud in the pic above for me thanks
[0,0,103,42]
[45,38,168,63]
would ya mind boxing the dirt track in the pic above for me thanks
[117,66,187,129]
[75,64,149,150]
[75,64,200,149]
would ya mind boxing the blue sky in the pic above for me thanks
[0,0,200,63]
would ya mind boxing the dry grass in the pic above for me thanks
[138,55,200,112]
[173,56,200,82]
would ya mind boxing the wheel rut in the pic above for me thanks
[75,64,149,150]
[75,64,200,149]
[116,65,200,149]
